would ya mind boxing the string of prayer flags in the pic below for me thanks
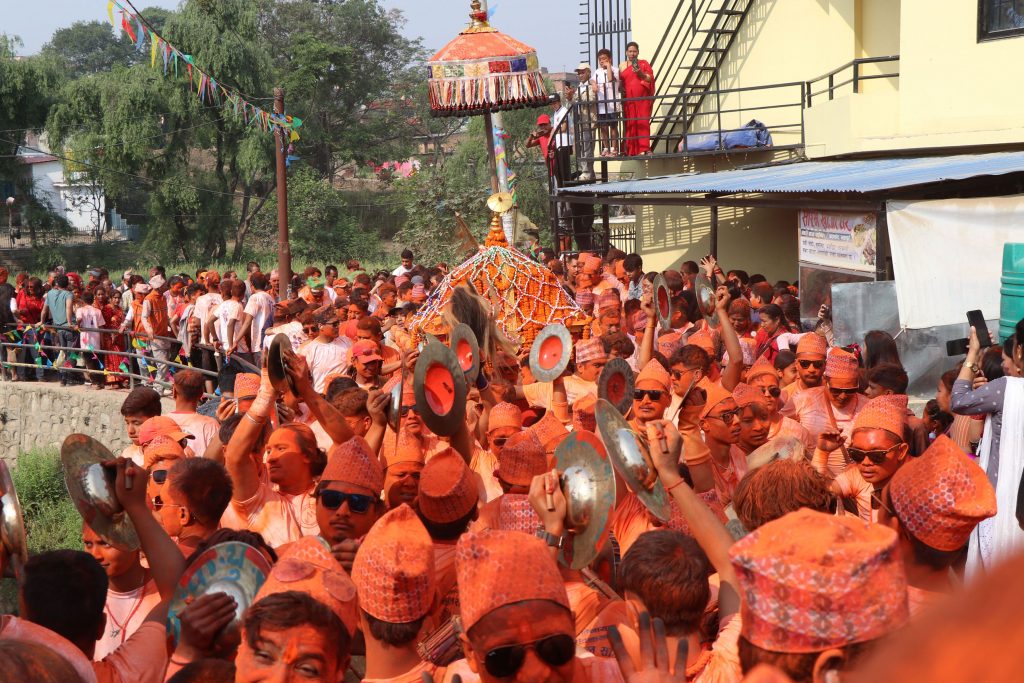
[104,0,303,138]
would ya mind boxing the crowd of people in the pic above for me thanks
[1,243,1023,683]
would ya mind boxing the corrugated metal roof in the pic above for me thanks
[559,151,1024,195]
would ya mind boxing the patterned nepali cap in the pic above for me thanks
[234,373,262,399]
[489,402,523,432]
[732,382,763,408]
[824,348,860,387]
[637,359,671,392]
[256,536,359,636]
[572,394,597,432]
[143,436,186,469]
[746,356,777,381]
[851,393,908,439]
[321,436,385,495]
[575,337,607,365]
[417,447,479,524]
[656,332,683,359]
[889,435,997,551]
[456,529,570,631]
[597,290,620,313]
[351,504,436,623]
[729,508,908,653]
[496,431,548,487]
[688,330,715,356]
[529,410,569,451]
[581,255,602,275]
[796,333,828,358]
[739,337,758,366]
[575,288,595,308]
[629,309,649,331]
[495,493,542,534]
[384,427,425,469]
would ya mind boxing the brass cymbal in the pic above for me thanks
[554,431,616,570]
[746,434,806,471]
[595,400,670,522]
[267,333,298,397]
[486,192,514,214]
[0,461,28,582]
[60,434,140,551]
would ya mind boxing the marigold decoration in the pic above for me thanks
[427,1,550,117]
[411,215,588,347]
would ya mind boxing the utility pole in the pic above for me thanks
[274,87,290,301]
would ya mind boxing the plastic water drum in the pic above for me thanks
[999,243,1024,341]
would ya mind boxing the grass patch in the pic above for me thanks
[0,449,83,614]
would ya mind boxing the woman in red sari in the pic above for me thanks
[98,288,128,388]
[619,41,655,155]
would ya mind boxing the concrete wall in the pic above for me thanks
[0,383,172,466]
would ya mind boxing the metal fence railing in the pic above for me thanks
[0,324,257,391]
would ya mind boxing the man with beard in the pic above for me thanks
[780,333,827,403]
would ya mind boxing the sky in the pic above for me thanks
[7,0,582,73]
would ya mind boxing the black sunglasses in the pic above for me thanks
[671,368,696,380]
[484,633,576,678]
[708,408,741,425]
[318,490,374,514]
[491,436,509,449]
[849,444,900,465]
[758,385,782,398]
[634,389,664,402]
[798,360,825,370]
[829,386,859,396]
[151,469,168,484]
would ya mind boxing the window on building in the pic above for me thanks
[979,0,1024,41]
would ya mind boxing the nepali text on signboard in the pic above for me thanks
[798,210,877,274]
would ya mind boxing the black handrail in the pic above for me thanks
[805,56,900,107]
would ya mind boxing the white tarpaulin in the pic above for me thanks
[887,195,1024,329]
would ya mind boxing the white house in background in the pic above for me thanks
[17,152,106,235]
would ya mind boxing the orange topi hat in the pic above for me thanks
[700,382,735,419]
[384,427,425,469]
[572,394,597,432]
[233,373,261,398]
[851,393,908,439]
[581,255,601,275]
[256,536,359,636]
[889,435,997,551]
[417,447,479,524]
[351,504,436,623]
[143,436,186,469]
[629,308,649,331]
[575,337,607,365]
[597,290,620,313]
[496,430,548,487]
[688,331,715,356]
[795,333,828,359]
[488,402,523,432]
[495,493,542,534]
[729,508,908,653]
[138,416,192,447]
[529,410,569,451]
[637,359,671,392]
[746,356,777,381]
[824,348,860,389]
[321,436,384,495]
[732,382,763,408]
[456,528,570,631]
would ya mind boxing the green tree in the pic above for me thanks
[39,21,139,79]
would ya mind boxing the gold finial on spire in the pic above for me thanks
[464,0,496,33]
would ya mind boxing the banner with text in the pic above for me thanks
[798,210,877,274]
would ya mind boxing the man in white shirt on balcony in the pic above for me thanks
[594,47,620,156]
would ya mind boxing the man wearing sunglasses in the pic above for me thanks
[155,457,232,557]
[785,348,869,477]
[813,393,910,522]
[780,332,828,404]
[315,436,386,572]
[699,383,748,507]
[450,529,622,683]
[631,359,672,431]
[745,357,814,458]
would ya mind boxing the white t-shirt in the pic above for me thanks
[297,338,349,393]
[168,411,221,458]
[244,290,275,353]
[392,264,414,277]
[75,305,105,351]
[593,65,620,114]
[216,299,248,352]
[264,320,307,353]
[193,292,223,343]
[94,579,161,660]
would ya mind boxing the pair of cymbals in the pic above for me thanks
[553,431,615,570]
[0,461,27,582]
[595,399,670,522]
[60,434,139,551]
[167,541,273,646]
[414,340,468,437]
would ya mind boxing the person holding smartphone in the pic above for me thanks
[593,48,620,156]
[618,41,655,155]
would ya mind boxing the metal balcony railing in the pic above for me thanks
[805,56,900,107]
